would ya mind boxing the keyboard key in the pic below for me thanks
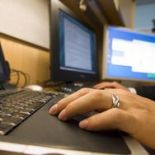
[0,89,58,135]
[3,117,22,125]
[0,122,15,135]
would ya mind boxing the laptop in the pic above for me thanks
[0,44,147,155]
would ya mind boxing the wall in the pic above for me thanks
[0,0,50,49]
[135,3,155,30]
[0,35,50,87]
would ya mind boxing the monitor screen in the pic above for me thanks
[102,26,155,82]
[50,0,98,82]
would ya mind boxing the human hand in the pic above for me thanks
[94,81,129,91]
[49,88,155,149]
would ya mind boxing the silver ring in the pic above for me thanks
[112,93,120,108]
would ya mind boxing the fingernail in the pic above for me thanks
[49,104,58,115]
[58,109,67,121]
[79,120,88,129]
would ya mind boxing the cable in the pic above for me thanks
[11,69,20,86]
[10,69,30,88]
[18,71,27,88]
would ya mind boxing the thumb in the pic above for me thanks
[79,108,136,134]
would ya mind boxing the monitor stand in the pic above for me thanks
[43,80,98,94]
[55,81,99,94]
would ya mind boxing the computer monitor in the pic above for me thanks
[102,26,155,82]
[0,43,10,83]
[50,0,98,82]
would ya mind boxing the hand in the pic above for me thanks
[94,81,129,91]
[49,88,155,149]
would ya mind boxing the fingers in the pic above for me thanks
[94,82,118,89]
[49,86,137,136]
[79,108,136,135]
[49,88,131,121]
[94,82,129,92]
[49,88,93,115]
[58,90,112,120]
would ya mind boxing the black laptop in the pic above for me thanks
[0,44,136,154]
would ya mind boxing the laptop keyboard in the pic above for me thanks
[54,81,97,94]
[0,89,57,135]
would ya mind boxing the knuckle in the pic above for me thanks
[112,109,125,124]
[92,90,103,98]
[65,103,73,112]
[113,108,123,117]
[56,103,65,112]
[79,87,91,94]
[66,103,73,111]
[113,81,118,86]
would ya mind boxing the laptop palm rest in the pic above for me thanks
[0,100,131,154]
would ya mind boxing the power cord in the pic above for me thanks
[10,69,30,88]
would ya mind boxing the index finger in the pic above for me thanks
[58,90,112,121]
[49,88,94,115]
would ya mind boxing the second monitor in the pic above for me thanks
[102,26,155,83]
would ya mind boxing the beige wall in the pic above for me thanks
[0,0,50,49]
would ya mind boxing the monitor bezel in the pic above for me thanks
[0,43,10,83]
[49,0,99,82]
[102,25,155,83]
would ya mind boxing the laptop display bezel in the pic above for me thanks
[0,43,10,83]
